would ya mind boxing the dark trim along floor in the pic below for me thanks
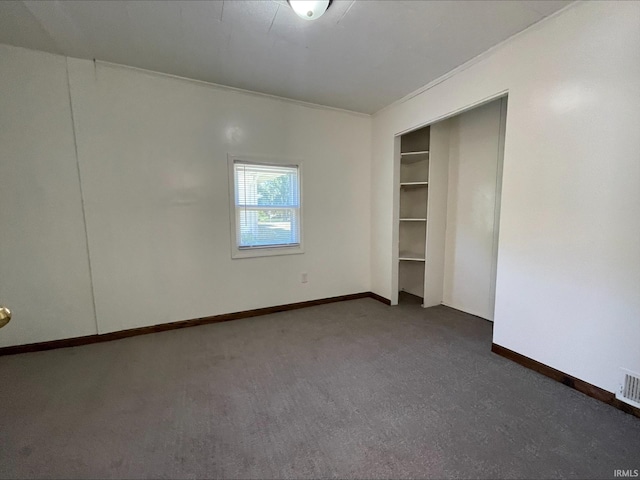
[492,343,640,419]
[3,296,637,421]
[0,292,391,357]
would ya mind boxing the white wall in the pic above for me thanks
[0,46,97,347]
[2,2,638,397]
[68,59,372,334]
[371,2,640,393]
[0,45,371,343]
[442,99,504,321]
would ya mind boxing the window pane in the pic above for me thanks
[257,173,296,207]
[235,163,299,207]
[234,161,301,249]
[238,208,299,248]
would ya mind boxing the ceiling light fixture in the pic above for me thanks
[288,0,331,21]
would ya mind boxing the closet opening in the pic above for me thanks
[394,96,507,322]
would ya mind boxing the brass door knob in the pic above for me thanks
[0,306,11,329]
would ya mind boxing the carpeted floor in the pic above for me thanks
[0,297,638,479]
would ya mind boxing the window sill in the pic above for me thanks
[231,244,304,259]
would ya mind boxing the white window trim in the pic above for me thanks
[228,154,304,259]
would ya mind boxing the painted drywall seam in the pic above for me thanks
[65,56,99,335]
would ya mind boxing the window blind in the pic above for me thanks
[234,161,300,249]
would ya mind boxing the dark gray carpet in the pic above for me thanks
[0,297,638,479]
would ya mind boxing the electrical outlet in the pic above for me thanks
[301,272,308,283]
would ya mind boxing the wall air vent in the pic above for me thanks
[616,368,640,409]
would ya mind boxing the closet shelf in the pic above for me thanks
[400,181,428,187]
[401,150,429,156]
[399,252,426,262]
[400,151,429,164]
[398,126,430,301]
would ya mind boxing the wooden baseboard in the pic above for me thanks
[492,343,640,419]
[0,292,391,357]
[368,292,392,305]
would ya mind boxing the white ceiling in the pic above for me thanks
[0,0,572,114]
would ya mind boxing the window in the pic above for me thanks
[228,156,303,258]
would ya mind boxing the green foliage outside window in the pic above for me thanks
[257,175,292,222]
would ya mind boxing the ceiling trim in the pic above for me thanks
[0,41,371,118]
[94,59,371,119]
[373,1,578,117]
